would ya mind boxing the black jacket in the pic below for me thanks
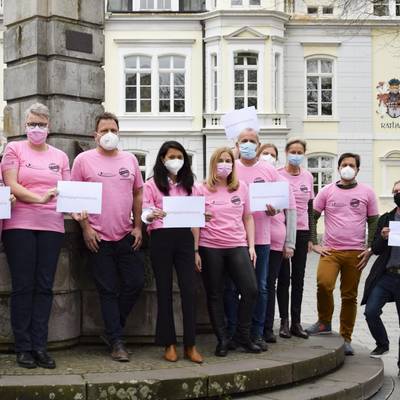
[361,208,397,306]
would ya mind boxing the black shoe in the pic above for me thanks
[215,341,229,357]
[233,337,262,353]
[16,352,37,369]
[111,341,130,362]
[264,330,277,343]
[227,337,237,350]
[290,323,309,339]
[369,346,389,358]
[279,319,291,339]
[252,337,268,351]
[32,350,56,369]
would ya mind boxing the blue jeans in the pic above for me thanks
[364,272,400,365]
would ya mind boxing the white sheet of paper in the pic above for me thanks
[56,181,102,214]
[221,106,260,139]
[163,196,205,228]
[249,181,289,212]
[0,187,11,219]
[388,221,400,246]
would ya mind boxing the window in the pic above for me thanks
[323,6,333,14]
[132,152,147,180]
[159,55,185,113]
[307,6,318,14]
[211,54,218,111]
[306,58,333,116]
[139,0,171,9]
[125,55,152,113]
[274,53,281,113]
[396,0,400,15]
[234,52,258,109]
[307,155,335,195]
[108,0,132,11]
[373,0,389,16]
[380,151,400,195]
[249,0,261,5]
[231,0,243,5]
[284,0,295,13]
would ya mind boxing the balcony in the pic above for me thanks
[107,0,206,12]
[204,113,289,131]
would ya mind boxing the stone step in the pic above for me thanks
[239,345,384,400]
[0,334,345,400]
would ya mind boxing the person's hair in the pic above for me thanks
[257,143,279,160]
[236,128,260,144]
[206,147,239,192]
[285,138,307,153]
[24,103,50,121]
[95,112,119,131]
[337,152,360,169]
[153,141,194,196]
[392,180,400,192]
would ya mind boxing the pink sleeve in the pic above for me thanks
[70,155,83,181]
[132,156,143,190]
[242,183,251,216]
[313,186,327,213]
[1,142,20,172]
[61,153,71,181]
[367,187,379,217]
[143,181,156,209]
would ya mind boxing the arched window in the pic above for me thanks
[306,58,334,116]
[131,151,147,181]
[125,55,152,113]
[380,150,400,196]
[234,52,258,109]
[307,154,335,195]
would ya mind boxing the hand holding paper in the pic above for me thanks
[388,221,400,246]
[163,196,205,228]
[0,187,11,219]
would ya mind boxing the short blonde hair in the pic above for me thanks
[25,103,50,121]
[206,147,239,192]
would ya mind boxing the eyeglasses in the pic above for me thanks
[27,122,48,129]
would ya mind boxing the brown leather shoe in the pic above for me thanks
[164,345,178,362]
[279,318,292,339]
[184,346,203,364]
[111,341,129,362]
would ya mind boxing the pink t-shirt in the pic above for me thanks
[0,169,4,237]
[1,141,70,233]
[143,178,199,232]
[198,181,250,249]
[235,159,295,245]
[313,182,379,250]
[278,167,314,231]
[71,149,143,241]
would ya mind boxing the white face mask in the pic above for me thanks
[99,131,119,151]
[164,159,184,175]
[340,166,356,181]
[260,154,276,166]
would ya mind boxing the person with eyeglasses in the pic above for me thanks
[1,103,70,369]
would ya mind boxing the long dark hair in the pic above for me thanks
[153,141,194,196]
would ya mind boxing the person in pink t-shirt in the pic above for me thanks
[1,103,70,370]
[256,144,297,344]
[276,138,314,340]
[192,147,260,357]
[306,153,379,357]
[142,141,203,364]
[71,112,144,363]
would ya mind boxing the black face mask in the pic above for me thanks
[394,192,400,207]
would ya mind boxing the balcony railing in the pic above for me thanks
[107,0,206,12]
[204,113,289,130]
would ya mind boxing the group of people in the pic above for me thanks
[1,103,399,377]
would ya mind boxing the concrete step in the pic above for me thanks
[0,334,345,400]
[239,345,384,400]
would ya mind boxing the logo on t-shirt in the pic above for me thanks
[48,163,60,173]
[231,196,241,206]
[98,172,116,178]
[253,177,265,183]
[119,167,130,179]
[350,198,360,208]
[300,184,310,193]
[25,163,46,170]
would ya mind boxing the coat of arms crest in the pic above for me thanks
[377,78,400,118]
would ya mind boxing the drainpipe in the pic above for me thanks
[201,18,206,179]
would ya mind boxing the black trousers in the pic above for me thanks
[200,246,258,342]
[88,233,144,345]
[277,230,309,324]
[264,250,283,332]
[3,229,64,352]
[150,228,196,346]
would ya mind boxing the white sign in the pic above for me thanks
[56,181,102,214]
[163,196,205,228]
[388,221,400,246]
[249,181,289,212]
[0,187,11,219]
[221,106,260,140]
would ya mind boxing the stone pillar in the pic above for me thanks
[0,0,105,350]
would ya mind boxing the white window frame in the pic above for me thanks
[231,0,261,6]
[373,0,390,16]
[132,0,178,10]
[304,55,336,120]
[307,153,336,195]
[129,150,148,180]
[211,53,219,112]
[380,150,400,197]
[272,48,283,113]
